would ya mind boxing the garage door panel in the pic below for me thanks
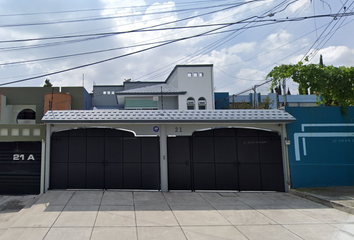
[52,131,68,137]
[194,164,215,190]
[168,163,191,190]
[105,128,123,136]
[215,164,238,190]
[87,128,104,136]
[51,137,68,163]
[68,163,86,189]
[214,137,236,163]
[123,138,141,163]
[17,142,41,151]
[69,129,86,137]
[193,130,213,137]
[168,137,190,164]
[213,128,236,136]
[237,128,259,136]
[237,137,259,163]
[259,136,282,164]
[87,137,104,163]
[261,164,285,191]
[0,142,41,194]
[87,163,104,189]
[50,163,68,189]
[69,137,86,163]
[105,137,122,162]
[123,163,141,189]
[142,163,160,189]
[105,163,123,189]
[193,137,214,163]
[239,164,262,191]
[142,138,159,163]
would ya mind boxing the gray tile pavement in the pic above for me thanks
[0,190,353,240]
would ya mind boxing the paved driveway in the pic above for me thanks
[0,190,354,240]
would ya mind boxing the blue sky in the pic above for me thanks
[0,0,353,95]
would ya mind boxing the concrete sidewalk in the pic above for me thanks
[289,186,354,215]
[1,190,354,240]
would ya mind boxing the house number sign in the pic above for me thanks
[175,127,182,132]
[13,154,35,161]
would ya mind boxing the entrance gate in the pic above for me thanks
[50,128,160,190]
[0,142,41,194]
[168,128,284,191]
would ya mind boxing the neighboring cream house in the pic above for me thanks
[92,64,214,110]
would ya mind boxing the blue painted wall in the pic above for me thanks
[286,107,354,188]
[215,92,229,109]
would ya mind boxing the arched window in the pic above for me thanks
[17,109,36,124]
[187,97,195,110]
[198,97,207,110]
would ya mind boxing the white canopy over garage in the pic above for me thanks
[42,109,295,192]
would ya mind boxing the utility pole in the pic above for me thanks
[161,86,164,110]
[252,85,257,109]
[49,87,54,111]
[282,78,287,107]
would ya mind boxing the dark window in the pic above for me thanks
[17,109,36,120]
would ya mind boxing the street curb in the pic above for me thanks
[289,189,354,215]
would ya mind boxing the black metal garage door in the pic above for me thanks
[0,142,41,194]
[168,128,284,192]
[50,128,160,190]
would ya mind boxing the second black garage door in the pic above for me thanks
[0,141,41,194]
[50,128,160,190]
[168,128,284,192]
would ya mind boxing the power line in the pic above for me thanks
[0,0,239,17]
[0,2,252,28]
[300,0,350,61]
[0,1,255,53]
[0,20,237,86]
[135,0,320,81]
[2,9,352,67]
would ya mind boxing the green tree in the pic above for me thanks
[230,100,252,109]
[43,79,53,87]
[258,96,274,109]
[267,62,354,114]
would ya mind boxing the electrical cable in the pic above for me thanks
[0,21,239,86]
[0,1,254,28]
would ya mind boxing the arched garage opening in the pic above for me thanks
[168,127,284,191]
[50,128,160,190]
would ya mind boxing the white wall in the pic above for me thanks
[174,65,214,110]
[166,68,179,90]
[2,105,37,124]
[0,95,10,124]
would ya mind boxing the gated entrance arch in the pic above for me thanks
[168,128,284,191]
[50,128,160,190]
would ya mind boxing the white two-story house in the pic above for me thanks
[92,64,214,110]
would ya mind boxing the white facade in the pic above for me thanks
[92,64,215,110]
[168,65,214,110]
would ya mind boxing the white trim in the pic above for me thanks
[45,124,51,192]
[301,123,354,132]
[294,132,354,161]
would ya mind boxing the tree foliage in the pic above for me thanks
[43,79,53,87]
[267,62,354,114]
[230,97,274,109]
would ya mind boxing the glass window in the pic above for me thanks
[103,91,107,94]
[187,72,192,77]
[193,72,198,77]
[198,97,206,110]
[199,72,204,77]
[187,97,195,110]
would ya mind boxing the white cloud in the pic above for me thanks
[317,46,354,66]
[0,0,352,97]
